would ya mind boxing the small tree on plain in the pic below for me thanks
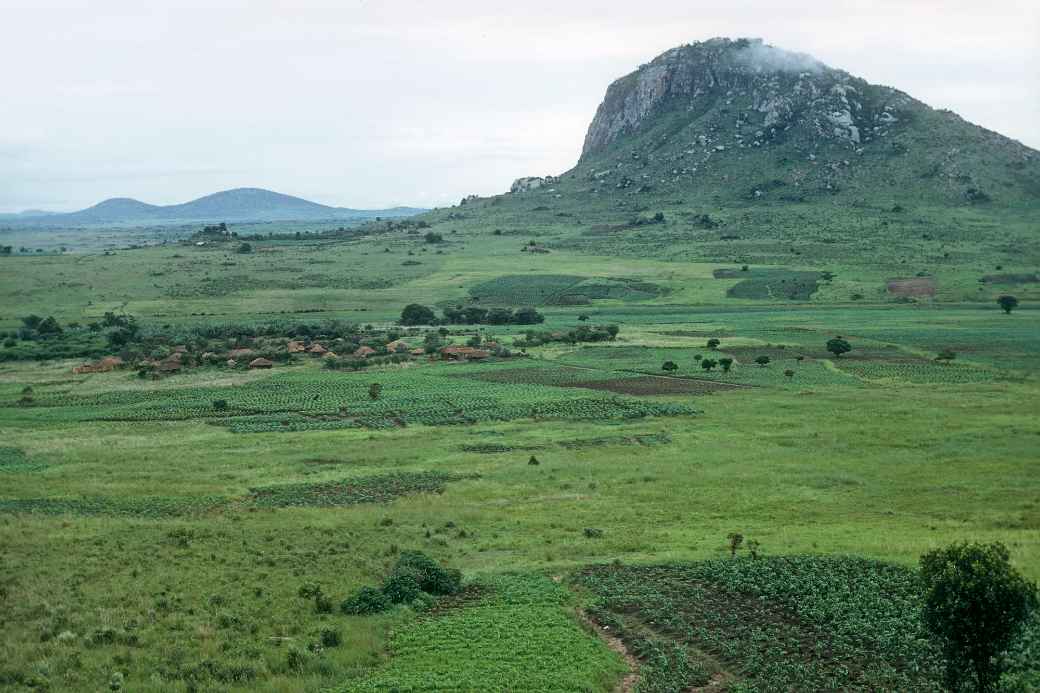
[706,338,720,350]
[754,355,770,367]
[783,369,795,379]
[661,361,678,373]
[701,358,718,372]
[997,295,1019,314]
[718,357,733,373]
[826,337,852,358]
[920,541,1037,693]
[727,533,744,558]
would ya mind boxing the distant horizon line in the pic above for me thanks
[0,186,434,216]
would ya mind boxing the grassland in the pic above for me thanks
[1,210,1038,692]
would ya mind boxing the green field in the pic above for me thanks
[1,208,1039,693]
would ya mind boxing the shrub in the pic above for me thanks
[784,369,795,379]
[341,586,391,615]
[718,357,733,372]
[727,532,744,558]
[212,399,228,411]
[754,355,770,367]
[998,295,1019,314]
[661,360,678,373]
[826,337,852,358]
[393,551,461,596]
[319,628,342,648]
[583,528,604,539]
[400,304,437,326]
[706,338,720,350]
[368,383,382,400]
[921,542,1038,692]
[382,572,422,604]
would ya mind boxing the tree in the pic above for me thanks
[997,295,1019,314]
[826,337,852,358]
[754,355,770,367]
[212,399,228,411]
[783,369,795,379]
[578,314,590,322]
[422,332,443,354]
[935,349,956,363]
[727,532,744,558]
[701,358,718,372]
[920,542,1037,692]
[513,306,544,325]
[718,357,733,372]
[661,361,678,373]
[706,338,720,350]
[400,304,437,326]
[236,242,252,253]
[368,383,382,400]
[424,231,443,244]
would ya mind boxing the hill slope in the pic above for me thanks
[11,188,425,225]
[407,38,1039,280]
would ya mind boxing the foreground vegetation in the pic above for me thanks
[1,208,1038,691]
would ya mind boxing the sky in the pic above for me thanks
[1,0,1038,212]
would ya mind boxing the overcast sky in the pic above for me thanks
[1,0,1037,212]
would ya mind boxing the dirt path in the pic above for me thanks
[575,608,640,693]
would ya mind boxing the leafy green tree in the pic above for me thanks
[784,369,795,379]
[701,358,718,372]
[718,357,733,372]
[513,306,544,325]
[727,532,744,558]
[706,338,720,350]
[400,303,437,326]
[754,355,770,367]
[661,361,678,373]
[997,295,1019,314]
[424,231,443,244]
[920,542,1037,692]
[826,337,852,358]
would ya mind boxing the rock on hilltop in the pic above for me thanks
[565,38,1038,207]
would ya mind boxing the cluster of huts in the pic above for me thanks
[72,336,502,376]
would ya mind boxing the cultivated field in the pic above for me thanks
[1,218,1038,691]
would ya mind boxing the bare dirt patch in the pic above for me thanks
[577,609,640,693]
[564,376,738,396]
[886,277,936,296]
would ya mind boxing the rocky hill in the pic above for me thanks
[569,38,1038,208]
[410,38,1039,275]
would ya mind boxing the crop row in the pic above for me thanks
[577,556,947,691]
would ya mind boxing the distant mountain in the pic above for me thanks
[6,188,426,226]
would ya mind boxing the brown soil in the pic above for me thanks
[886,277,936,296]
[562,375,738,396]
[577,609,640,693]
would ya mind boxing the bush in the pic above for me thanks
[382,572,422,604]
[998,295,1019,314]
[393,551,462,596]
[400,304,437,326]
[921,542,1037,692]
[319,628,342,648]
[826,337,852,358]
[341,586,391,615]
